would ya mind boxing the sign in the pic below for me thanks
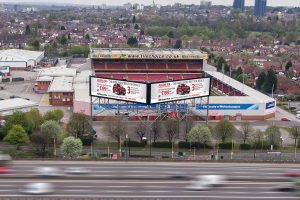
[90,77,148,104]
[196,104,259,110]
[91,53,208,60]
[266,101,276,109]
[0,66,9,77]
[150,78,210,104]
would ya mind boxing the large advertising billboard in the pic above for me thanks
[0,66,10,77]
[150,78,210,104]
[90,77,147,104]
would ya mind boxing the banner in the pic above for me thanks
[150,78,210,104]
[91,53,208,60]
[196,104,259,110]
[90,77,147,104]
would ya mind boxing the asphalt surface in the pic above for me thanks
[1,161,300,199]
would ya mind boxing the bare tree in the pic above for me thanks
[103,116,127,150]
[183,116,193,141]
[164,118,179,143]
[241,121,253,144]
[151,119,161,143]
[136,122,147,143]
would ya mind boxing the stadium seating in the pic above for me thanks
[147,63,167,70]
[167,74,183,81]
[127,74,148,82]
[107,62,126,70]
[168,63,187,70]
[182,74,201,79]
[127,63,147,70]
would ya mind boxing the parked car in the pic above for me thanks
[281,117,291,121]
[297,114,300,119]
[112,84,126,95]
[177,84,190,95]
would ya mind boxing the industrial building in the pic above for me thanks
[0,98,38,119]
[0,49,44,70]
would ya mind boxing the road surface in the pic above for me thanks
[0,161,299,199]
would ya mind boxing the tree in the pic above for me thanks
[174,40,182,49]
[289,126,300,149]
[66,113,93,141]
[265,125,281,148]
[104,116,127,151]
[237,74,248,85]
[183,117,193,141]
[4,125,29,150]
[285,60,293,71]
[127,36,138,46]
[61,136,82,159]
[59,34,67,45]
[214,119,235,144]
[263,69,277,93]
[164,118,179,143]
[85,33,90,41]
[26,108,44,132]
[132,15,136,23]
[216,56,227,72]
[188,125,212,150]
[44,109,64,122]
[3,111,31,136]
[136,122,147,143]
[151,119,161,143]
[134,24,139,29]
[31,39,40,50]
[25,24,31,35]
[240,121,253,144]
[256,72,266,91]
[31,120,62,157]
[68,33,71,40]
[168,30,175,38]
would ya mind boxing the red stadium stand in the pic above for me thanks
[182,74,202,79]
[168,63,187,70]
[167,74,183,80]
[127,74,148,82]
[127,63,147,70]
[107,62,126,70]
[147,63,167,70]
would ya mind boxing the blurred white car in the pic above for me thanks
[21,183,54,195]
[64,167,90,175]
[186,175,226,191]
[35,167,64,177]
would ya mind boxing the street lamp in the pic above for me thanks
[280,136,284,149]
[125,134,129,159]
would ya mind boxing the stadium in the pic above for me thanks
[73,48,276,121]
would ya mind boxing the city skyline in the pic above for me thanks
[0,0,299,7]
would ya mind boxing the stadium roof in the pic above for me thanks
[0,49,44,62]
[205,71,274,102]
[90,48,208,60]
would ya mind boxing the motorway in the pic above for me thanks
[0,161,300,199]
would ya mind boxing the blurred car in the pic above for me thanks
[296,114,300,119]
[64,167,90,175]
[271,183,296,192]
[186,175,226,191]
[281,117,291,121]
[284,171,300,178]
[0,166,11,174]
[21,183,54,195]
[35,167,64,177]
[0,154,12,174]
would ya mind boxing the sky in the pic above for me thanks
[0,0,300,7]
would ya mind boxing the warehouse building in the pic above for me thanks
[0,99,38,119]
[0,49,44,70]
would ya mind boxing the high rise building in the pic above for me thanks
[233,0,245,12]
[254,0,267,17]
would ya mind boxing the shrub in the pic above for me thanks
[123,140,146,148]
[129,155,154,158]
[162,155,170,159]
[218,142,234,149]
[178,141,211,149]
[152,141,172,148]
[240,143,251,150]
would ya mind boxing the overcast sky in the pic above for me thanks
[0,0,300,7]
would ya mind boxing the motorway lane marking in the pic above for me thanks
[0,195,298,199]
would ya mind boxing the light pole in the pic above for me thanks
[125,134,128,159]
[295,139,298,161]
[231,139,234,160]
